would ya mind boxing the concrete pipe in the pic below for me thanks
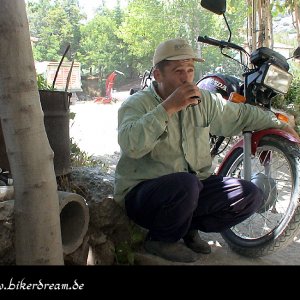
[0,188,89,256]
[58,191,89,255]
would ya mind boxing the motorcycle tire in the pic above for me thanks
[219,134,300,257]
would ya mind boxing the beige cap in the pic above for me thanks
[153,38,204,66]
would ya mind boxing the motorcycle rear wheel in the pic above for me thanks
[219,135,300,257]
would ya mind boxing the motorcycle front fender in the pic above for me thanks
[216,128,300,175]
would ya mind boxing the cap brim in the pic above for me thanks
[166,55,205,62]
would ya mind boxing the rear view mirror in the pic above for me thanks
[287,46,300,61]
[200,0,226,15]
[293,47,300,59]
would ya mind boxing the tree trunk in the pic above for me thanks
[246,0,253,51]
[248,0,274,50]
[257,0,263,48]
[0,0,63,265]
[252,0,257,51]
[294,3,300,46]
[266,0,273,49]
[260,0,272,48]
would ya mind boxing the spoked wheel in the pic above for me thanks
[219,135,300,257]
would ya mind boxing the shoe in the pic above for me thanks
[144,240,199,263]
[183,230,211,254]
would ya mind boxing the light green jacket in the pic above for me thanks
[114,82,285,206]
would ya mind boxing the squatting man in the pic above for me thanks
[113,38,299,263]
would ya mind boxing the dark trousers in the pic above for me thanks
[125,172,264,242]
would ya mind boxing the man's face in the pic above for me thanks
[154,59,195,97]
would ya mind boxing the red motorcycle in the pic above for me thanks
[198,0,300,257]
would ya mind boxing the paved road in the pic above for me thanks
[70,98,124,157]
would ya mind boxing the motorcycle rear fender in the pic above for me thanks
[216,128,300,175]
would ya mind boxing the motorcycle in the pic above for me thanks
[129,69,153,95]
[198,0,300,257]
[0,169,12,186]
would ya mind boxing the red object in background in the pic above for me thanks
[94,71,120,104]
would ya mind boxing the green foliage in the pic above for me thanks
[115,223,145,265]
[272,72,300,134]
[26,0,85,61]
[115,241,135,265]
[118,0,180,73]
[199,0,248,76]
[285,74,300,106]
[273,69,300,108]
[272,0,287,14]
[77,8,125,75]
[69,137,106,168]
[36,74,55,90]
[27,0,298,86]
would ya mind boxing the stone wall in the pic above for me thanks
[0,166,146,265]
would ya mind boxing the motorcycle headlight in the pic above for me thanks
[262,64,293,94]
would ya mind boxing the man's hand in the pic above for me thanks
[162,82,201,116]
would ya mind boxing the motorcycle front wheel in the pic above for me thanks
[219,134,300,257]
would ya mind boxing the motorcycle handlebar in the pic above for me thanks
[198,35,248,55]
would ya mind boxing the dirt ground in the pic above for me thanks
[70,91,300,266]
[133,231,300,265]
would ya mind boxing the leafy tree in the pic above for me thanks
[77,6,126,77]
[26,0,297,85]
[117,0,247,79]
[118,0,166,73]
[283,0,300,45]
[197,0,248,77]
[26,0,85,61]
[166,0,220,78]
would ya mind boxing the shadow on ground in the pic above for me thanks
[134,232,300,265]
